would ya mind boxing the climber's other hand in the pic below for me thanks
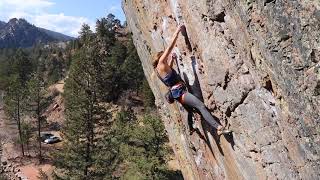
[179,25,187,36]
[172,52,177,59]
[179,24,185,31]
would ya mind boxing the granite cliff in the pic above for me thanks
[122,0,320,179]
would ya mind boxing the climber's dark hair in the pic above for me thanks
[152,51,164,68]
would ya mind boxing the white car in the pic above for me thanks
[44,136,60,144]
[41,133,54,142]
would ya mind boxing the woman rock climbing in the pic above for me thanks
[153,25,231,135]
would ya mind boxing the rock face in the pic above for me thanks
[122,0,320,179]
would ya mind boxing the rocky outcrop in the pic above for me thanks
[122,0,320,179]
[1,160,23,180]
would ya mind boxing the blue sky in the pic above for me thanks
[0,0,125,37]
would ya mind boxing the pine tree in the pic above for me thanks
[141,79,155,109]
[46,56,64,84]
[20,121,33,155]
[4,75,27,156]
[3,49,33,156]
[11,49,33,84]
[99,110,181,180]
[96,14,116,49]
[120,36,145,93]
[54,26,110,179]
[27,72,46,162]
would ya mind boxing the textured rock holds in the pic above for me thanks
[122,0,320,179]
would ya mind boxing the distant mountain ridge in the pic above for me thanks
[0,18,75,48]
[0,21,5,29]
[38,28,74,41]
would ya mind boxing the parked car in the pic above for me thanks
[44,136,60,144]
[40,133,54,142]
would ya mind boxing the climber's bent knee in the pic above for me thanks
[178,92,186,104]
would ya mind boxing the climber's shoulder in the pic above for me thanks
[156,63,168,72]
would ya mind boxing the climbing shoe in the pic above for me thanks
[221,129,232,134]
[217,127,232,135]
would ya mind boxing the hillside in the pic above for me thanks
[38,28,75,41]
[123,0,320,179]
[0,21,5,29]
[0,18,74,48]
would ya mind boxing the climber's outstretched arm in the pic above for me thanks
[159,25,184,65]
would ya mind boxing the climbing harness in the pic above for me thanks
[155,68,186,104]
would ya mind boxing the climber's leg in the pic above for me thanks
[180,92,221,129]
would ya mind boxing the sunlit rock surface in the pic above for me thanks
[122,0,320,179]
